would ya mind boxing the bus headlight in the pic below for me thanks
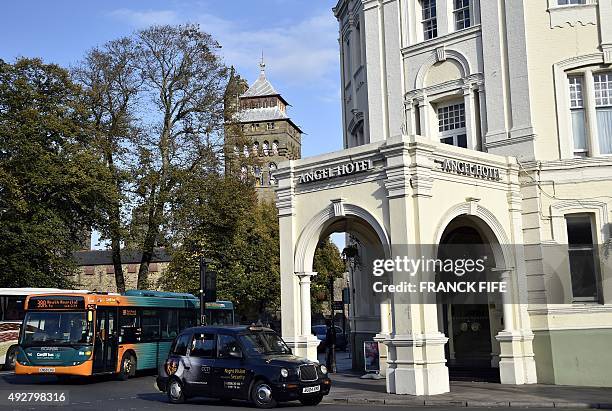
[320,365,328,375]
[280,368,289,378]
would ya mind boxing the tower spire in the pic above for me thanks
[259,51,266,74]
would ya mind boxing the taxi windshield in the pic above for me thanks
[239,331,291,355]
[20,311,90,346]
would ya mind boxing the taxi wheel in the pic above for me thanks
[299,395,323,406]
[167,377,186,404]
[251,380,277,409]
[118,353,136,381]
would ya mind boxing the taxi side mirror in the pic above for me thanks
[228,350,242,359]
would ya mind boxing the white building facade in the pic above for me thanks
[276,0,612,395]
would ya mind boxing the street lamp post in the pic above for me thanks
[199,257,215,326]
[328,274,337,373]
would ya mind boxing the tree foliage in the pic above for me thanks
[312,237,345,311]
[130,24,229,288]
[159,174,280,321]
[0,58,113,287]
[73,24,230,290]
[73,37,141,292]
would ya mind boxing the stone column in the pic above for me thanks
[295,272,320,361]
[379,136,450,395]
[494,181,537,385]
[416,95,432,140]
[584,68,601,157]
[375,298,391,376]
[463,83,478,150]
[277,162,301,354]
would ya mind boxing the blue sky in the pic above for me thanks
[1,0,346,250]
[0,0,343,158]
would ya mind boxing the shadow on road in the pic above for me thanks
[136,393,306,409]
[1,369,158,386]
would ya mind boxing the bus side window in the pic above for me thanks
[119,310,139,343]
[4,297,25,321]
[140,309,161,341]
[179,310,196,331]
[160,309,179,340]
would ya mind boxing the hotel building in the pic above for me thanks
[276,0,612,395]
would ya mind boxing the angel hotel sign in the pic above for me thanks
[436,159,501,181]
[298,159,372,184]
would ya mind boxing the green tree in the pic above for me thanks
[160,174,280,321]
[312,237,345,311]
[131,24,229,289]
[0,58,113,287]
[73,37,141,293]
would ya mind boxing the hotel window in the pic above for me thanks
[454,0,471,30]
[243,145,249,157]
[594,72,612,154]
[421,0,438,40]
[565,215,599,302]
[252,141,259,154]
[262,141,269,155]
[568,76,588,157]
[267,122,275,130]
[438,102,467,148]
[557,0,586,5]
[272,140,279,155]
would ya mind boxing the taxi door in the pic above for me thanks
[212,334,250,399]
[185,332,216,395]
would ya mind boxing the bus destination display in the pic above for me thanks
[28,296,85,310]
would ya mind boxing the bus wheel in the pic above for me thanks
[118,353,136,380]
[251,380,277,409]
[167,377,186,404]
[3,346,17,371]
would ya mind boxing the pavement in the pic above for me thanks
[319,352,612,409]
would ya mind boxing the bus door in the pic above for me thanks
[93,308,118,374]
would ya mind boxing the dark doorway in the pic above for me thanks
[439,224,500,383]
[93,308,118,374]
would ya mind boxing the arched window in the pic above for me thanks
[243,145,249,157]
[240,165,248,182]
[253,166,262,186]
[252,141,259,154]
[269,162,278,185]
[262,141,269,156]
[272,140,279,155]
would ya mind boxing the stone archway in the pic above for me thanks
[289,199,392,369]
[433,202,538,385]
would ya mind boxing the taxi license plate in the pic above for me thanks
[39,367,55,373]
[302,385,320,394]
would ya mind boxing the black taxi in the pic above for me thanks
[156,325,331,408]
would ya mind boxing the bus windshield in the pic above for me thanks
[20,311,90,346]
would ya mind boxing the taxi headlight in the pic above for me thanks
[320,365,328,374]
[280,368,289,378]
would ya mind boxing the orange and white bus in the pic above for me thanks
[15,290,199,379]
